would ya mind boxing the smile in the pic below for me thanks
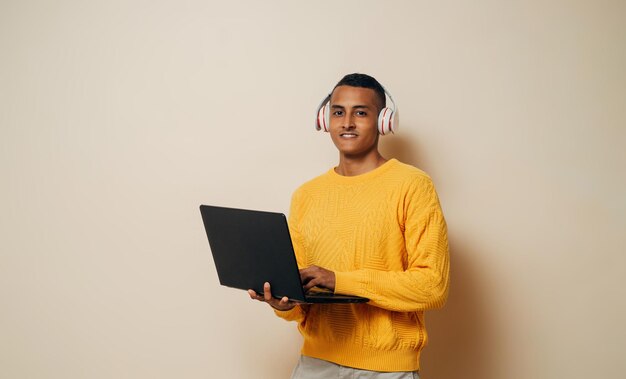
[340,132,358,138]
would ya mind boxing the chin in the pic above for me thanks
[340,150,370,159]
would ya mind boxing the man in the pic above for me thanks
[249,73,450,378]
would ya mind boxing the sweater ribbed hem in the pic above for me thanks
[301,339,420,372]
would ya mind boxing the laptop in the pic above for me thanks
[199,205,368,304]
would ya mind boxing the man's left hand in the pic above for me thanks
[300,265,336,292]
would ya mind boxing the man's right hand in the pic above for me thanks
[248,282,297,311]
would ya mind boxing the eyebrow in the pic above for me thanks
[330,104,371,109]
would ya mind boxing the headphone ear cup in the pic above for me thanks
[315,95,331,132]
[323,103,330,132]
[378,107,395,135]
[316,103,325,131]
[390,109,398,133]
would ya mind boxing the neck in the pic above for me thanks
[335,151,388,177]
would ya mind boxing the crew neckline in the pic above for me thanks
[327,158,399,184]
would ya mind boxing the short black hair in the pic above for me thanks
[332,73,386,109]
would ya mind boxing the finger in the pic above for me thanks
[263,282,273,302]
[275,296,297,311]
[300,269,316,284]
[303,278,319,292]
[248,290,264,302]
[301,275,312,285]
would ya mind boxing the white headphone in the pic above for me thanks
[315,86,399,135]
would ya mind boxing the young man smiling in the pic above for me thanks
[249,73,450,378]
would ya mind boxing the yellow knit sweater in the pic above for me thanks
[275,159,449,372]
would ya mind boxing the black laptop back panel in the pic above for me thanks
[200,205,368,304]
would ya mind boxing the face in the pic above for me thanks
[328,85,382,159]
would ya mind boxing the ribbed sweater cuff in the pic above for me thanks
[334,271,366,297]
[274,305,305,322]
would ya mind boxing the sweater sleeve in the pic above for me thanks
[334,177,450,312]
[274,188,309,323]
[274,304,308,322]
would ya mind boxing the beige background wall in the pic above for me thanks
[1,1,625,378]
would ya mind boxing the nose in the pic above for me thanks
[342,113,355,129]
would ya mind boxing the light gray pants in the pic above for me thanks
[290,355,420,379]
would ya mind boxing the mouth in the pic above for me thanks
[339,132,358,138]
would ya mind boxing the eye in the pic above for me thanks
[356,111,367,116]
[332,110,344,117]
